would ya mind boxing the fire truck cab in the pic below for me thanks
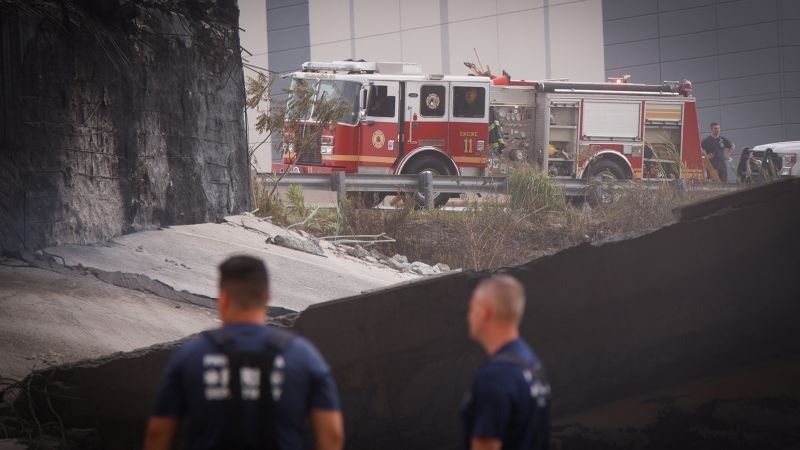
[274,60,491,206]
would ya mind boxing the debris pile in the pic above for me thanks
[243,213,455,275]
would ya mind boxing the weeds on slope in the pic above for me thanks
[251,170,721,271]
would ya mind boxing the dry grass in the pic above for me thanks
[252,174,721,271]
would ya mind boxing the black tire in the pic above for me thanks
[349,192,385,208]
[586,159,627,206]
[403,155,453,208]
[587,159,627,180]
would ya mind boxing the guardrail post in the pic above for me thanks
[332,172,346,207]
[420,172,434,209]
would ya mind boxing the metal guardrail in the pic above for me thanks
[260,172,740,209]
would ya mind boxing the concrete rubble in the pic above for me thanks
[0,214,417,382]
[43,214,418,313]
[15,178,799,450]
[336,242,455,275]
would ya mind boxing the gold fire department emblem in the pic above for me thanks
[371,130,386,149]
[426,92,440,110]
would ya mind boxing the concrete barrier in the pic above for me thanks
[26,179,800,449]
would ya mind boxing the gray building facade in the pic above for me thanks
[603,0,800,152]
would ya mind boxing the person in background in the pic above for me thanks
[462,275,551,450]
[701,122,735,182]
[737,147,752,183]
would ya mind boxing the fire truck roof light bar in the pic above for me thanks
[534,80,692,95]
[301,61,423,75]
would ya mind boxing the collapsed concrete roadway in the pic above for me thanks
[0,214,416,380]
[9,178,799,450]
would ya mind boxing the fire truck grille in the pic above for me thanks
[297,147,322,165]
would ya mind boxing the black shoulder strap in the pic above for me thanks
[256,328,295,450]
[202,327,295,450]
[203,328,245,449]
[491,353,550,385]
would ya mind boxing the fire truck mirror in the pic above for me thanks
[360,88,368,110]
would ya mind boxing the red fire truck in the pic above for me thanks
[274,60,706,206]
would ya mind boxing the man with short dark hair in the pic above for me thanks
[701,122,735,182]
[462,275,551,450]
[143,255,344,450]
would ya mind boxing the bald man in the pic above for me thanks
[462,275,551,450]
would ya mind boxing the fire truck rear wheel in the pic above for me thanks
[586,159,627,206]
[587,159,627,181]
[403,155,453,208]
[350,192,385,208]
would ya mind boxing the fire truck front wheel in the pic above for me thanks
[403,155,453,208]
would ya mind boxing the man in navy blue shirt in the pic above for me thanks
[143,255,344,450]
[701,122,735,183]
[462,275,551,450]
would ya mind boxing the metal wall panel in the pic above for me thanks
[722,99,782,129]
[605,39,660,70]
[660,31,717,61]
[780,20,800,46]
[267,25,310,53]
[783,98,800,125]
[266,0,311,160]
[717,0,778,27]
[781,0,800,19]
[719,74,781,99]
[783,72,800,97]
[602,0,657,21]
[268,3,309,29]
[691,80,720,106]
[660,56,719,83]
[604,0,799,153]
[718,47,780,78]
[267,0,306,9]
[267,47,310,73]
[782,47,800,72]
[604,14,659,45]
[722,126,782,151]
[783,124,800,140]
[658,5,714,37]
[657,0,715,13]
[717,22,779,54]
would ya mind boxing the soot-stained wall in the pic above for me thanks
[28,179,800,449]
[0,0,250,251]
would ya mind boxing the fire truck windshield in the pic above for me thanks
[288,77,361,126]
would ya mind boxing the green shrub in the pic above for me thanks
[508,165,566,212]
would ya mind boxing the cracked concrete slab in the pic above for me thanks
[45,215,418,313]
[0,263,218,380]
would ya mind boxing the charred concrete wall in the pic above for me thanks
[29,179,800,449]
[0,0,250,251]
